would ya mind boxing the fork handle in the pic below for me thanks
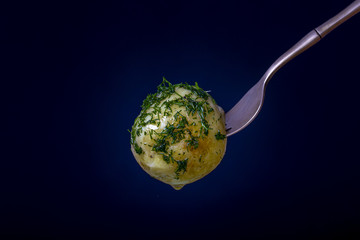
[263,0,360,84]
[316,0,360,37]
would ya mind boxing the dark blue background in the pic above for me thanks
[3,0,360,238]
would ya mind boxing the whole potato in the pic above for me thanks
[130,78,227,190]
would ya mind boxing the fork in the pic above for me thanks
[225,0,360,137]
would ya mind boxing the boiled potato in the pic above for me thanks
[130,78,227,190]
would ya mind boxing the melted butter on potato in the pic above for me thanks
[130,78,227,190]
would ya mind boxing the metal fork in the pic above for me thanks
[225,0,360,137]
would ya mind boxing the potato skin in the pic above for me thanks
[130,80,227,190]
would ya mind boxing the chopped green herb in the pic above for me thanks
[161,150,174,164]
[175,158,188,176]
[215,130,226,140]
[152,138,169,153]
[133,142,143,154]
[186,135,199,150]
